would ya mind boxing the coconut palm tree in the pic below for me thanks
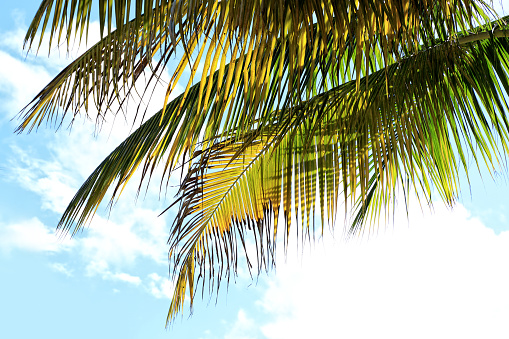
[17,0,509,324]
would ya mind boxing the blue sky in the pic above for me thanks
[1,1,509,338]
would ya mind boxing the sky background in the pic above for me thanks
[1,1,509,338]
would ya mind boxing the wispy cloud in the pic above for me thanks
[0,217,74,254]
[85,259,142,286]
[50,262,73,277]
[0,50,52,116]
[147,273,174,299]
[224,309,258,339]
[80,211,169,267]
[1,15,181,299]
[8,145,79,214]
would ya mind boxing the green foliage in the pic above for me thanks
[17,0,509,325]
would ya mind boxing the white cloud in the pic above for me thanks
[8,145,79,214]
[147,273,174,299]
[224,309,257,339]
[2,15,180,277]
[0,217,74,253]
[85,259,142,286]
[491,1,508,16]
[0,18,178,300]
[0,25,26,51]
[78,207,170,268]
[85,259,110,276]
[0,19,103,118]
[254,200,509,339]
[85,263,174,295]
[0,49,52,115]
[0,15,181,133]
[50,262,73,277]
[112,272,142,285]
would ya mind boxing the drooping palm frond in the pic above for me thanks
[54,18,398,235]
[19,1,495,142]
[166,24,509,322]
[18,10,175,132]
[41,10,509,238]
[19,2,502,241]
[17,0,509,329]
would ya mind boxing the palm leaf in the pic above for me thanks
[18,8,178,132]
[53,20,392,235]
[17,0,509,328]
[166,24,509,322]
[19,0,495,140]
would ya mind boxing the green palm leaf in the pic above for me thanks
[18,9,177,132]
[20,1,496,142]
[17,0,509,329]
[167,24,509,322]
[52,20,388,235]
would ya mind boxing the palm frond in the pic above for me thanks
[18,0,509,328]
[20,0,495,139]
[166,26,509,322]
[18,9,178,132]
[53,19,381,234]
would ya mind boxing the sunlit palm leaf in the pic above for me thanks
[20,1,495,142]
[52,16,428,236]
[17,0,509,329]
[167,25,509,322]
[53,20,389,234]
[18,10,178,132]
